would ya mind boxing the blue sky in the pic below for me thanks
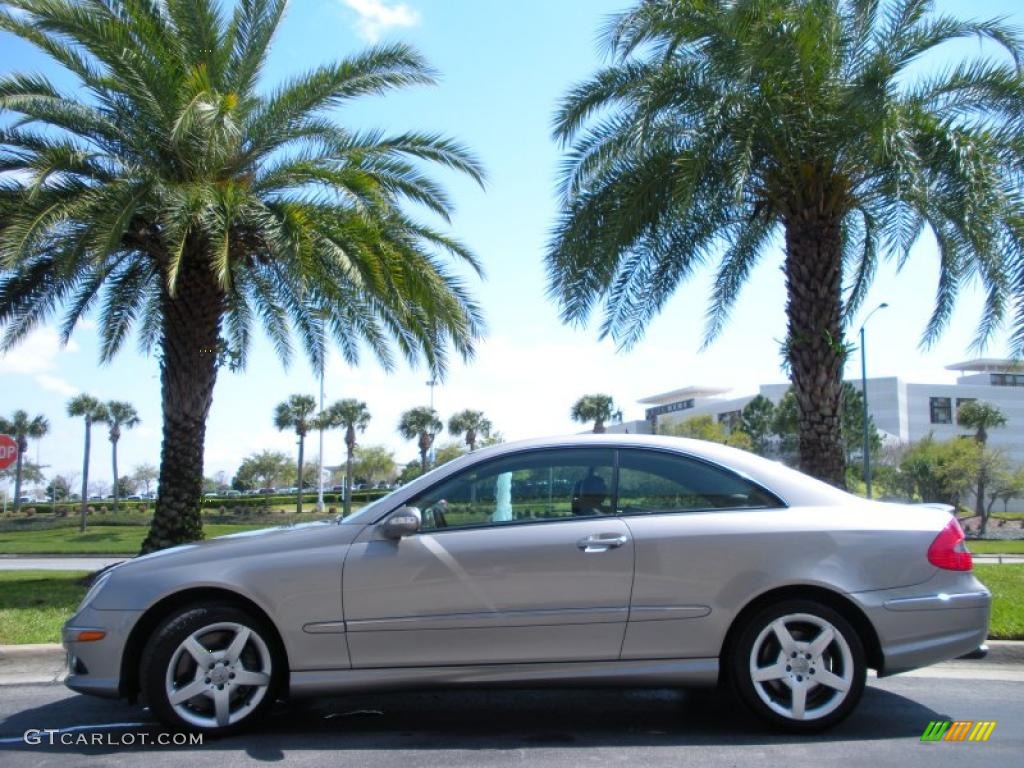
[2,0,1023,490]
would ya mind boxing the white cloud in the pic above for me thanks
[0,327,78,375]
[35,373,79,398]
[341,0,420,42]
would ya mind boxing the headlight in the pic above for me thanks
[78,569,115,610]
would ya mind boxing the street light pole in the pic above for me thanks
[859,302,888,499]
[316,363,325,513]
[426,378,437,411]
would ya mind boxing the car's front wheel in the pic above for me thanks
[730,599,866,731]
[141,603,283,735]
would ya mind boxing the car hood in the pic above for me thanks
[109,520,362,576]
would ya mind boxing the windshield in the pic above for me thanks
[339,458,469,525]
[337,486,401,525]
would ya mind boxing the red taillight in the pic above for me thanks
[927,518,973,571]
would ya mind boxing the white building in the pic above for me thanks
[612,358,1024,467]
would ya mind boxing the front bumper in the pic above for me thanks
[62,604,144,699]
[854,571,991,676]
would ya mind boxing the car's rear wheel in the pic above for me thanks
[141,603,283,735]
[730,599,866,731]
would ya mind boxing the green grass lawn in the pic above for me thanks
[975,565,1024,641]
[969,540,1024,555]
[1,565,1021,646]
[0,571,89,644]
[0,523,271,554]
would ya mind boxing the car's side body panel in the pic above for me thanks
[289,657,719,697]
[87,522,361,673]
[617,503,949,660]
[342,518,635,666]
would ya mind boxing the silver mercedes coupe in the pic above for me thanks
[63,434,990,734]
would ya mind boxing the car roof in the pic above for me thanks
[394,433,851,509]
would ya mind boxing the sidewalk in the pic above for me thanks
[3,640,1023,687]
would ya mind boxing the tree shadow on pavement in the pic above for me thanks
[0,684,944,760]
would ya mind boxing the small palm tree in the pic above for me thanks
[570,395,622,434]
[448,409,492,452]
[399,407,443,473]
[958,400,1008,528]
[67,394,108,532]
[274,395,318,515]
[104,401,140,512]
[548,0,1024,487]
[0,1,484,552]
[321,399,371,517]
[0,410,49,512]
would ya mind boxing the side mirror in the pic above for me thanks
[381,506,421,539]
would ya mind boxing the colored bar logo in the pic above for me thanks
[920,721,996,742]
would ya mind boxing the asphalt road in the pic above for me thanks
[0,675,1019,767]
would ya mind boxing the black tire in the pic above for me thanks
[140,602,285,735]
[729,599,866,732]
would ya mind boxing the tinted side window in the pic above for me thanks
[408,448,615,532]
[616,450,780,514]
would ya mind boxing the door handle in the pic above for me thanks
[577,533,629,553]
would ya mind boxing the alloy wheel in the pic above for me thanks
[164,621,273,729]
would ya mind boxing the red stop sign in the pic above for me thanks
[0,434,17,470]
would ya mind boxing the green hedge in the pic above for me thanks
[16,488,389,516]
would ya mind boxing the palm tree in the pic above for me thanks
[67,394,107,532]
[0,1,484,552]
[0,410,49,513]
[570,394,621,434]
[448,409,492,452]
[104,401,140,512]
[321,399,371,517]
[398,407,443,473]
[548,0,1024,487]
[958,400,1007,529]
[274,395,318,515]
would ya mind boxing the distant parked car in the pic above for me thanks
[125,495,143,501]
[257,488,276,495]
[330,485,345,493]
[17,495,35,504]
[63,435,990,735]
[224,490,242,498]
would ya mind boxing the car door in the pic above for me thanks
[342,447,635,668]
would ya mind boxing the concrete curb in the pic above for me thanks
[983,640,1024,665]
[0,643,66,685]
[1,641,1022,687]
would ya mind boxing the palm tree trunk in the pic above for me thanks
[111,438,119,513]
[593,419,605,434]
[977,471,988,535]
[344,448,353,518]
[296,435,305,515]
[141,251,224,554]
[345,427,355,517]
[783,207,846,488]
[13,436,25,513]
[975,433,988,533]
[79,420,91,533]
[418,432,431,473]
